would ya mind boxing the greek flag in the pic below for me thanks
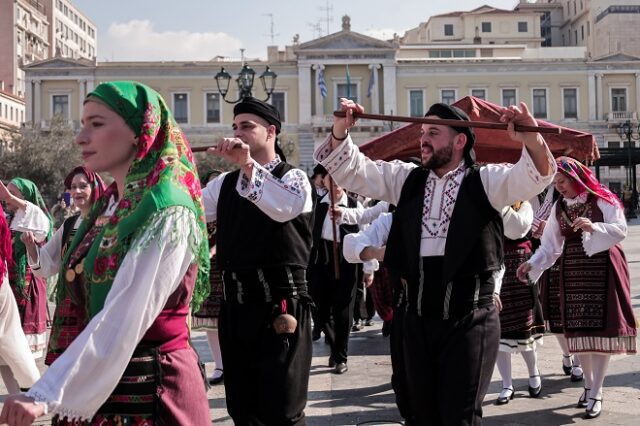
[318,69,328,98]
[367,67,375,98]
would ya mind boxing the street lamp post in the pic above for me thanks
[214,64,277,104]
[616,120,640,218]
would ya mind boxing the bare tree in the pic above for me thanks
[0,115,81,205]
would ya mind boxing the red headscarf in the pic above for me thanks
[64,166,107,203]
[556,156,622,207]
[0,204,13,285]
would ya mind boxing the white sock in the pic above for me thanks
[496,351,513,389]
[589,353,610,404]
[206,330,223,376]
[581,353,594,391]
[521,349,541,388]
[571,353,583,376]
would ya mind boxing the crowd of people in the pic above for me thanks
[0,81,636,426]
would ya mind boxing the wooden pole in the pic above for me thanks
[327,176,340,279]
[333,111,561,134]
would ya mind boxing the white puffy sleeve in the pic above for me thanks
[581,199,627,256]
[10,201,50,243]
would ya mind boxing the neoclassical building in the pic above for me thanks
[21,4,640,191]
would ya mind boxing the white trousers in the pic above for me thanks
[0,280,40,388]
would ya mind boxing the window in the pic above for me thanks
[172,93,189,124]
[532,89,547,119]
[336,83,357,109]
[502,89,516,107]
[481,22,491,33]
[409,90,424,117]
[52,94,69,119]
[607,141,622,170]
[611,88,627,112]
[471,89,486,100]
[563,88,578,119]
[444,24,453,36]
[441,89,456,105]
[581,25,584,40]
[205,93,220,124]
[518,22,528,33]
[270,92,286,122]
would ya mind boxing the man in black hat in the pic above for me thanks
[314,98,556,425]
[202,97,315,425]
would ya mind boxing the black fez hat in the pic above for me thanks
[234,97,286,160]
[425,103,476,166]
[312,163,328,178]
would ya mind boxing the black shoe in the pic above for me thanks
[585,397,603,419]
[562,355,572,375]
[333,362,348,374]
[351,323,362,332]
[364,319,374,326]
[570,365,584,382]
[382,320,392,337]
[312,328,321,341]
[328,357,336,368]
[577,388,591,408]
[209,368,224,385]
[496,387,514,405]
[528,373,542,398]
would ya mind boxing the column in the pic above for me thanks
[588,73,596,121]
[25,79,33,124]
[595,73,603,121]
[33,80,41,125]
[382,64,397,115]
[368,64,381,114]
[78,79,86,126]
[635,73,640,120]
[298,65,312,125]
[312,64,325,116]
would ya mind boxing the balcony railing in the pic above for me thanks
[607,111,638,122]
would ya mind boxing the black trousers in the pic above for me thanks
[309,257,358,364]
[353,278,375,323]
[402,305,500,426]
[219,297,312,426]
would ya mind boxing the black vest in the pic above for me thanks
[310,194,359,265]
[385,165,504,289]
[216,162,315,271]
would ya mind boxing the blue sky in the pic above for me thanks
[72,0,522,61]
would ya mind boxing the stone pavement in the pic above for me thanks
[2,220,640,425]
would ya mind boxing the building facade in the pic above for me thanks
[21,3,640,191]
[47,0,97,60]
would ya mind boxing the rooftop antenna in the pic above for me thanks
[319,1,333,36]
[308,21,323,39]
[263,13,279,45]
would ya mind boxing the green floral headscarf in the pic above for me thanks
[62,81,210,316]
[9,178,52,294]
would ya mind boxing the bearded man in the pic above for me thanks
[314,100,556,425]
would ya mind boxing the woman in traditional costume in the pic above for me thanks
[0,81,211,425]
[0,179,51,394]
[191,169,225,385]
[21,166,105,365]
[0,203,41,394]
[532,185,584,381]
[494,201,545,404]
[518,156,637,419]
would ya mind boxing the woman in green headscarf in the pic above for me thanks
[0,81,211,426]
[0,178,51,394]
